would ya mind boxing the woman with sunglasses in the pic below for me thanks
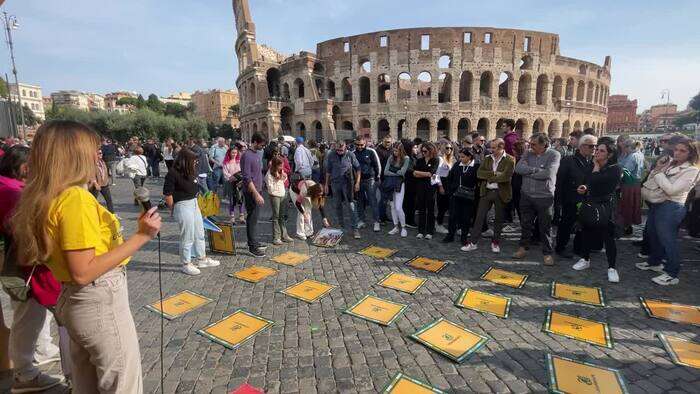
[412,142,439,239]
[435,143,455,234]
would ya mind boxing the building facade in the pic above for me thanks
[51,90,90,111]
[191,89,240,126]
[87,93,105,111]
[160,92,192,106]
[233,0,611,142]
[104,91,137,112]
[606,94,638,133]
[9,83,45,120]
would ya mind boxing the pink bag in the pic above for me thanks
[25,265,61,308]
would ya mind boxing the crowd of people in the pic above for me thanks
[0,121,699,392]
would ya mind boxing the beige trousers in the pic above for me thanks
[55,267,142,394]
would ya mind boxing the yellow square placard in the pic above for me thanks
[481,267,528,288]
[658,333,700,369]
[271,251,311,267]
[197,309,273,350]
[360,245,398,259]
[543,310,613,348]
[381,372,447,393]
[280,279,335,303]
[344,295,407,326]
[640,297,700,326]
[546,354,629,394]
[406,257,447,273]
[144,290,212,320]
[551,282,605,307]
[209,222,235,254]
[229,265,277,283]
[410,318,488,363]
[455,289,511,319]
[376,272,427,294]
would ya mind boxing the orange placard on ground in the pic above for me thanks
[551,282,605,307]
[229,265,277,283]
[344,295,407,326]
[640,297,700,326]
[209,221,235,255]
[144,290,212,320]
[481,267,528,288]
[271,251,311,267]
[546,354,629,394]
[406,257,447,273]
[657,333,700,369]
[197,309,273,350]
[410,318,488,363]
[381,372,447,393]
[543,310,613,348]
[455,289,511,318]
[360,245,398,259]
[280,279,335,303]
[376,272,427,294]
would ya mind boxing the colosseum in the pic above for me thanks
[233,0,611,143]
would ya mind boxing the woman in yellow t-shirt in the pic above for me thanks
[12,121,161,393]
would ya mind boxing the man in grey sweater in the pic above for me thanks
[513,133,561,265]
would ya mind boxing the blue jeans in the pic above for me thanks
[173,198,206,265]
[358,179,380,224]
[197,175,209,194]
[208,167,223,193]
[331,181,359,230]
[647,201,687,278]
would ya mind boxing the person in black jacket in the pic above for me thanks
[442,148,479,244]
[571,139,622,283]
[554,134,597,258]
[413,142,440,239]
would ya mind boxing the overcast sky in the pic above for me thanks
[4,0,699,112]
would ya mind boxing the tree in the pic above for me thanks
[12,103,38,126]
[136,94,146,109]
[229,103,240,117]
[116,97,139,107]
[164,102,188,118]
[0,77,8,99]
[146,94,165,113]
[689,91,700,112]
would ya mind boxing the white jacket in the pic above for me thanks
[653,162,700,204]
[124,155,148,177]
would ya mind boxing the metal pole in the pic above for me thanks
[3,11,24,138]
[4,71,16,138]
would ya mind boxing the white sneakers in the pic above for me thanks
[416,233,424,239]
[182,257,220,276]
[435,225,449,234]
[461,243,478,252]
[388,226,400,235]
[373,222,381,232]
[572,259,590,270]
[357,221,366,229]
[607,268,620,283]
[491,242,500,253]
[651,273,679,286]
[481,229,494,237]
[400,228,407,237]
[635,262,665,272]
[12,373,65,393]
[425,234,432,240]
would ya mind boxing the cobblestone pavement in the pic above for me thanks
[2,176,700,393]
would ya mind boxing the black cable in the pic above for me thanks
[157,234,164,393]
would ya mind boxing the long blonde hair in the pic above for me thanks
[12,120,100,265]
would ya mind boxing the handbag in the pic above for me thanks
[577,198,611,228]
[641,172,667,204]
[452,167,475,200]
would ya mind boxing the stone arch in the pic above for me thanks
[438,73,452,103]
[579,65,587,75]
[586,82,594,103]
[249,82,257,103]
[438,54,452,69]
[280,106,293,132]
[397,119,407,140]
[459,71,473,102]
[266,68,281,98]
[565,78,574,100]
[517,73,532,104]
[313,62,325,75]
[416,118,430,141]
[536,74,549,105]
[341,121,354,132]
[496,118,510,134]
[576,80,585,101]
[294,78,305,99]
[516,118,529,135]
[562,119,571,135]
[315,78,324,98]
[326,79,336,100]
[547,119,560,138]
[417,71,432,98]
[332,105,341,128]
[532,118,545,134]
[477,118,489,133]
[457,118,470,141]
[594,84,600,104]
[378,118,390,140]
[378,74,391,103]
[520,55,533,70]
[479,71,493,98]
[552,75,563,101]
[573,120,582,131]
[360,59,371,73]
[359,118,371,137]
[437,117,450,138]
[342,77,352,101]
[282,83,290,99]
[261,121,268,136]
[296,121,306,137]
[313,120,323,141]
[397,72,411,101]
[359,76,371,104]
[498,72,512,99]
[252,122,258,133]
[583,121,590,129]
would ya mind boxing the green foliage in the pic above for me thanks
[229,103,239,116]
[146,93,165,113]
[689,91,700,112]
[13,103,38,126]
[674,110,699,127]
[164,102,188,118]
[0,77,8,99]
[116,97,140,108]
[46,107,206,143]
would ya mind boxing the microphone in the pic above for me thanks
[134,187,152,212]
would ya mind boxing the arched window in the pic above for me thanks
[359,77,371,104]
[327,80,336,99]
[342,78,352,101]
[315,78,324,98]
[359,118,371,137]
[437,118,450,137]
[313,63,324,75]
[296,121,306,137]
[479,71,493,98]
[459,71,472,102]
[249,82,257,103]
[378,74,390,103]
[565,78,574,100]
[397,72,411,100]
[360,60,371,73]
[416,118,430,141]
[477,118,489,133]
[313,120,323,141]
[397,119,407,140]
[520,55,533,70]
[332,105,341,128]
[266,68,281,98]
[517,74,531,104]
[562,120,571,135]
[586,82,594,103]
[535,74,548,105]
[417,72,432,98]
[498,72,512,99]
[594,84,599,104]
[294,78,305,99]
[573,120,581,130]
[280,107,293,132]
[378,119,390,139]
[438,73,452,103]
[552,76,563,101]
[282,83,290,99]
[438,55,451,69]
[547,119,559,137]
[533,118,544,133]
[576,81,585,101]
[457,118,470,141]
[516,118,528,134]
[342,121,354,131]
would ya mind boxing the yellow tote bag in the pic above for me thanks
[197,192,221,217]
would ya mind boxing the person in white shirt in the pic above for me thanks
[435,143,455,234]
[124,146,148,204]
[293,137,315,179]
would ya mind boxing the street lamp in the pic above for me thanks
[2,11,24,138]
